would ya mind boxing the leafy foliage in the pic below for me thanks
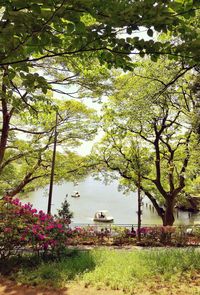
[92,58,199,225]
[0,0,199,70]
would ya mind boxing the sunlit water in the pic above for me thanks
[21,176,200,226]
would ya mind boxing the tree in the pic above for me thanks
[0,99,98,196]
[92,58,198,226]
[0,48,108,196]
[57,196,73,224]
[1,0,200,197]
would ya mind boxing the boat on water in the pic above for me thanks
[71,191,80,198]
[93,210,114,222]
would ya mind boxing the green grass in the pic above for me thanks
[145,248,200,276]
[13,250,97,287]
[4,248,200,292]
[80,249,200,292]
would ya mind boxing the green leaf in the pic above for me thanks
[75,21,86,33]
[131,24,139,31]
[150,55,157,62]
[147,28,153,37]
[67,23,75,34]
[31,4,41,14]
[127,27,132,35]
[8,70,16,80]
[139,51,145,58]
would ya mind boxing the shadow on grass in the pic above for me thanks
[0,249,97,289]
[0,277,69,295]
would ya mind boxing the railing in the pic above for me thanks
[71,223,141,228]
[70,223,200,231]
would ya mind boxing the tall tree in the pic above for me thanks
[0,52,107,195]
[0,99,97,196]
[92,58,198,226]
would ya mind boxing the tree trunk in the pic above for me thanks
[137,174,142,242]
[47,110,58,215]
[0,67,10,168]
[0,112,10,166]
[4,158,43,197]
[5,171,35,197]
[163,198,175,226]
[140,186,165,223]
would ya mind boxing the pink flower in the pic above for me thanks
[43,242,49,250]
[31,209,37,214]
[12,198,20,205]
[32,224,40,231]
[37,234,45,240]
[39,215,46,221]
[39,210,45,215]
[46,224,55,230]
[4,227,12,233]
[20,235,27,241]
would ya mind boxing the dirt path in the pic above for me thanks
[1,278,200,295]
[0,278,125,295]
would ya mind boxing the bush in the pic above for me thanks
[136,226,200,247]
[0,197,71,259]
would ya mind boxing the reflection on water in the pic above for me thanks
[21,176,200,226]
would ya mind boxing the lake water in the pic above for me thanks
[21,176,200,226]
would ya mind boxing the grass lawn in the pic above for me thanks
[1,248,200,295]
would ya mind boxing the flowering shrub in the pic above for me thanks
[65,226,105,245]
[0,197,71,259]
[134,226,172,246]
[1,196,200,259]
[136,226,200,246]
[63,225,117,246]
[61,225,200,247]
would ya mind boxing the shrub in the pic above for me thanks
[0,197,71,259]
[56,196,73,224]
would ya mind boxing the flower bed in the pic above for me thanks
[135,226,200,247]
[65,225,200,247]
[1,197,200,260]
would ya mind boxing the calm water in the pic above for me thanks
[21,176,200,226]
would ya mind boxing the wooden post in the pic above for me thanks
[47,111,58,214]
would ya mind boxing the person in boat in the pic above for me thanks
[100,212,105,218]
[131,225,136,237]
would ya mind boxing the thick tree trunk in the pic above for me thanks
[163,198,175,226]
[140,186,165,223]
[0,112,10,166]
[0,67,10,168]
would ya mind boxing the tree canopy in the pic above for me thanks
[1,0,200,220]
[91,58,200,225]
[0,0,199,71]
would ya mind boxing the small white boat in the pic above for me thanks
[71,191,80,198]
[93,210,114,222]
